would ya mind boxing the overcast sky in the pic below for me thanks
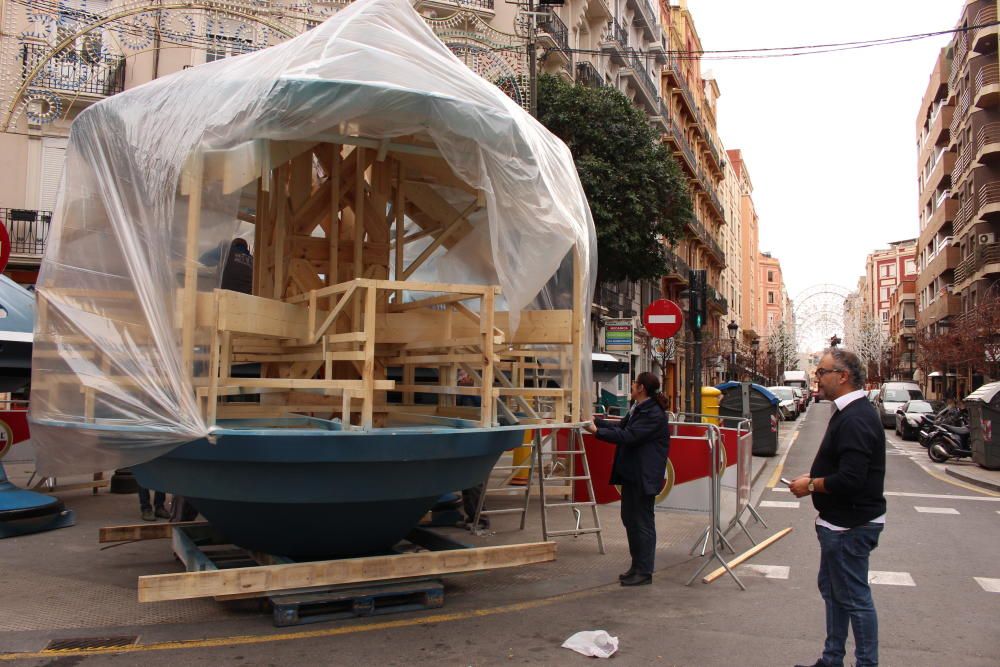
[687,0,960,337]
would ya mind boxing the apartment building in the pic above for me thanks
[946,0,1000,314]
[759,252,785,335]
[728,149,760,344]
[864,241,918,332]
[719,147,743,337]
[916,48,961,337]
[887,276,918,381]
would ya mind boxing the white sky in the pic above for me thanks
[687,0,959,307]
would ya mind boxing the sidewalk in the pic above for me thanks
[945,461,1000,493]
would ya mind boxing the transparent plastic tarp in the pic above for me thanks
[30,0,597,476]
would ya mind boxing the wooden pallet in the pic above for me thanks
[270,579,445,626]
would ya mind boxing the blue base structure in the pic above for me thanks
[0,463,76,538]
[131,417,523,558]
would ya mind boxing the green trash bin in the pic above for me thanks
[965,382,1000,470]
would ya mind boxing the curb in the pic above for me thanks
[945,466,1000,493]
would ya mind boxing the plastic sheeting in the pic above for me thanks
[30,0,597,476]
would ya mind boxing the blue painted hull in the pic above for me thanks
[131,419,523,558]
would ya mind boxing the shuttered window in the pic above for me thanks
[39,137,68,212]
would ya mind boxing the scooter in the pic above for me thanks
[927,422,973,463]
[918,408,965,448]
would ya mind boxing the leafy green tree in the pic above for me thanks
[536,74,693,284]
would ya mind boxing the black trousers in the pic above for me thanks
[619,483,656,576]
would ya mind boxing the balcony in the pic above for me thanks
[952,143,974,186]
[975,63,1000,108]
[22,44,125,99]
[646,29,667,64]
[538,10,570,70]
[662,246,690,284]
[621,49,660,112]
[575,61,604,89]
[695,169,725,222]
[977,181,1000,222]
[648,98,670,135]
[583,0,613,21]
[664,59,704,129]
[954,241,1000,285]
[922,150,956,198]
[950,33,969,91]
[705,285,728,315]
[921,197,958,240]
[665,119,698,175]
[949,89,970,148]
[918,293,961,328]
[972,5,998,54]
[975,121,1000,164]
[687,217,725,267]
[921,244,961,286]
[1,208,50,263]
[601,18,630,66]
[625,0,659,40]
[954,194,976,236]
[926,104,954,148]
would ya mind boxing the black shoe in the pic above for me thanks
[618,568,636,581]
[620,572,652,586]
[154,506,170,519]
[794,661,832,667]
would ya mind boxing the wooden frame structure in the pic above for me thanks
[171,135,588,430]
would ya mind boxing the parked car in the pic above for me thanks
[894,399,936,440]
[792,387,807,413]
[875,382,924,429]
[767,386,799,421]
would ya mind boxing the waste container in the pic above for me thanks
[965,381,1000,470]
[716,382,780,456]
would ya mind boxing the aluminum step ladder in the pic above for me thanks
[535,427,605,554]
[471,432,536,533]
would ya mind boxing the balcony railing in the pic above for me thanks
[972,5,998,52]
[668,120,698,173]
[975,62,999,104]
[950,32,969,91]
[955,195,976,236]
[604,18,629,49]
[687,216,725,266]
[575,61,604,89]
[539,10,569,55]
[955,242,1000,284]
[705,285,728,314]
[1,208,50,256]
[976,121,1000,159]
[978,181,1000,219]
[952,143,973,185]
[662,246,690,281]
[22,44,125,98]
[623,49,658,105]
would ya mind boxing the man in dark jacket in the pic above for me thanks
[585,371,670,586]
[791,348,886,667]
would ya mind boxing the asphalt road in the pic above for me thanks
[10,402,999,666]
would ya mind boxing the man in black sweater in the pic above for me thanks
[790,348,886,667]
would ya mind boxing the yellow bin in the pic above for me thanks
[510,429,533,485]
[701,386,721,425]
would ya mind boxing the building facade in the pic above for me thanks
[946,0,1000,316]
[864,241,918,332]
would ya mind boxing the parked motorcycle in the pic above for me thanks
[918,407,965,448]
[927,421,973,463]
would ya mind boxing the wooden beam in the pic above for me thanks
[99,521,208,543]
[180,152,204,375]
[702,528,793,584]
[138,541,556,602]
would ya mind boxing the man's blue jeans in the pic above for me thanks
[816,523,883,667]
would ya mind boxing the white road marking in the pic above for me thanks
[913,506,960,514]
[869,571,915,586]
[760,500,800,509]
[974,577,1000,593]
[738,564,789,579]
[884,491,1000,502]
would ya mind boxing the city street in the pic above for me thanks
[4,401,998,666]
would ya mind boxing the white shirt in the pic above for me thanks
[816,388,886,531]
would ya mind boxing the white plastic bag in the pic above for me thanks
[561,630,619,658]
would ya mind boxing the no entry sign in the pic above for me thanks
[643,299,683,339]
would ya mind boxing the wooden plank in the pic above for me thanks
[480,290,495,427]
[702,528,793,584]
[353,147,366,324]
[180,152,204,375]
[361,284,377,428]
[571,245,583,422]
[329,144,341,297]
[138,541,556,602]
[99,521,209,543]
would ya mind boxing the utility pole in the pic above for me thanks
[687,269,706,415]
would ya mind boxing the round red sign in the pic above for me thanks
[643,299,683,339]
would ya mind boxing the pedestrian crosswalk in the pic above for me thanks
[748,487,997,594]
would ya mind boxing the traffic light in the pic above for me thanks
[687,269,706,331]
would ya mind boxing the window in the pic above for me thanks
[882,311,889,322]
[767,291,774,304]
[767,270,774,282]
[206,33,252,63]
[880,286,892,301]
[905,259,916,275]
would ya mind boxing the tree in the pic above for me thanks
[766,321,798,378]
[851,313,891,384]
[536,75,693,284]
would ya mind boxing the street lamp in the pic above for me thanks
[727,320,739,380]
[751,337,760,383]
[830,334,842,349]
[907,337,915,380]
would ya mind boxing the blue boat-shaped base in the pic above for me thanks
[131,418,523,558]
